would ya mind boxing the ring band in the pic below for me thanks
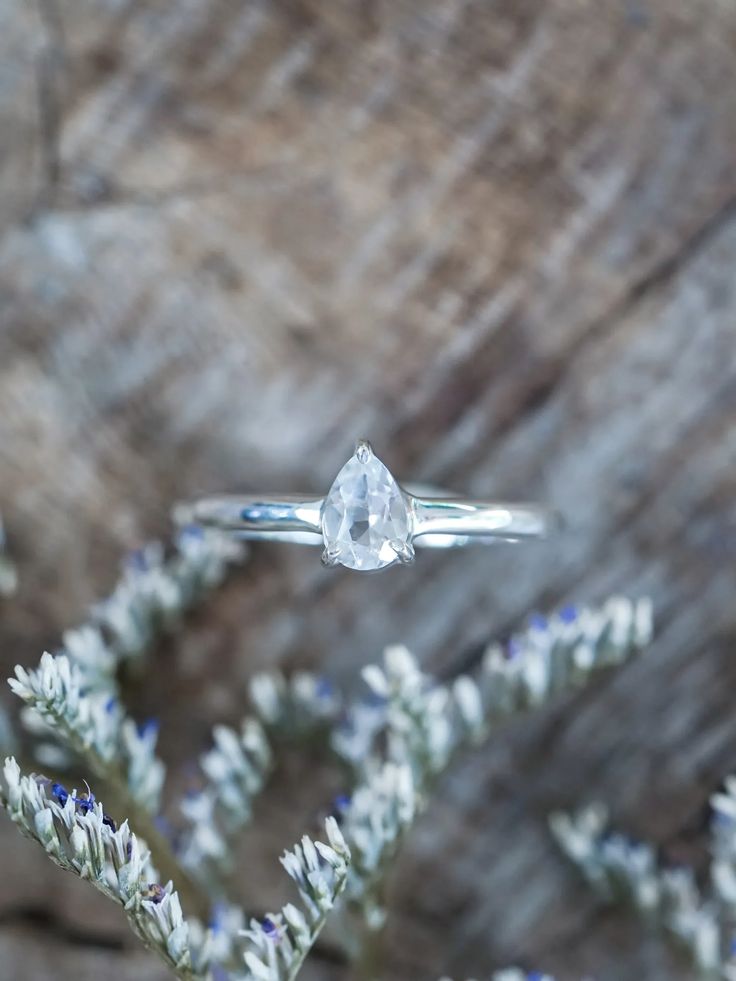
[175,440,562,573]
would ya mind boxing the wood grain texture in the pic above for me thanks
[1,1,736,978]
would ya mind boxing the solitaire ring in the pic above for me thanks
[175,440,562,573]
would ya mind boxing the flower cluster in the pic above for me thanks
[238,817,351,981]
[1,757,205,979]
[340,597,653,787]
[711,778,736,918]
[0,586,653,981]
[63,529,246,688]
[10,528,246,821]
[180,716,273,877]
[550,787,736,978]
[179,664,345,885]
[249,670,342,737]
[361,644,455,783]
[1,755,353,981]
[10,652,166,812]
[91,529,245,668]
[332,598,653,932]
[465,595,652,732]
[0,514,17,598]
[340,762,416,928]
[189,902,247,976]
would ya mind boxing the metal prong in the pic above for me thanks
[390,539,415,565]
[321,545,342,568]
[355,439,373,464]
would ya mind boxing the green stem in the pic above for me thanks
[353,920,384,981]
[285,912,332,981]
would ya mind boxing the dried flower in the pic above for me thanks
[0,758,204,979]
[9,652,165,813]
[180,717,272,878]
[335,597,652,931]
[0,588,652,981]
[91,530,246,670]
[550,800,730,975]
[238,817,351,981]
[249,670,342,735]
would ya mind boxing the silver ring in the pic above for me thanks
[174,440,562,573]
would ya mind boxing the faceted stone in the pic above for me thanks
[321,448,412,571]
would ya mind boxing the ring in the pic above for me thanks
[175,440,562,573]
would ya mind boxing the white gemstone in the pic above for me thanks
[321,449,412,571]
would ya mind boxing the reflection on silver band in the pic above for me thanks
[175,440,562,573]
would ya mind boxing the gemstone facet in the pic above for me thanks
[321,444,412,571]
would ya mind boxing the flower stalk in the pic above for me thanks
[336,597,653,946]
[1,758,206,980]
[550,785,736,978]
[1,586,652,981]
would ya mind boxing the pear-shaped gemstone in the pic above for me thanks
[322,448,411,570]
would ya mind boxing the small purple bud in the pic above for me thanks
[529,613,548,631]
[712,807,734,830]
[506,637,521,659]
[209,902,227,934]
[138,718,159,739]
[261,916,279,939]
[155,815,173,839]
[361,691,387,708]
[102,812,117,832]
[315,677,334,699]
[145,883,166,905]
[332,794,351,820]
[51,783,68,806]
[126,548,151,572]
[559,604,578,624]
[74,792,95,814]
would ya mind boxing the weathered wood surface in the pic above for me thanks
[1,1,736,978]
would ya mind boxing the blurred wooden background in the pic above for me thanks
[1,1,736,978]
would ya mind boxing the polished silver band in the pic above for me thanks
[175,441,561,572]
[177,494,558,545]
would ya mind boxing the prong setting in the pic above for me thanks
[355,439,373,464]
[321,545,342,567]
[390,539,415,565]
